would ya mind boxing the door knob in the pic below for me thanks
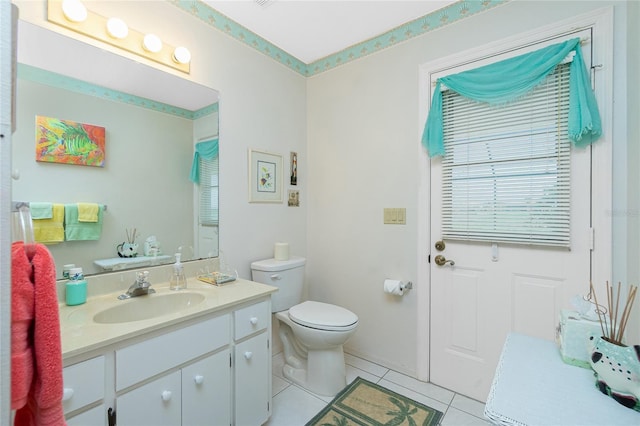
[434,255,455,266]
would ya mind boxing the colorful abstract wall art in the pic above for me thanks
[35,116,105,167]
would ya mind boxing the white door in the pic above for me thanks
[429,32,594,402]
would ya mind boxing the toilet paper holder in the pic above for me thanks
[384,279,413,296]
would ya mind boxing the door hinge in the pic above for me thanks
[427,254,431,263]
[229,353,233,368]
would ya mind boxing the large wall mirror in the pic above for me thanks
[12,21,220,279]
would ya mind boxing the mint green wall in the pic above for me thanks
[8,0,637,379]
[12,79,195,276]
[306,0,633,375]
[13,0,309,282]
[626,0,640,340]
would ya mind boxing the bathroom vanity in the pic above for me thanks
[58,276,277,426]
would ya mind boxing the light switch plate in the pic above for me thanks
[397,208,406,224]
[384,208,406,224]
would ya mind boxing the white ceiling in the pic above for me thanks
[203,0,458,64]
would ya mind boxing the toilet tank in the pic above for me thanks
[251,256,305,312]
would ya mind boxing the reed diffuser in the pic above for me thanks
[117,228,139,258]
[589,281,637,346]
[587,281,640,411]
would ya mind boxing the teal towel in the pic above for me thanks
[65,204,104,241]
[29,202,53,219]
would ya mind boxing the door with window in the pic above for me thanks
[429,30,594,402]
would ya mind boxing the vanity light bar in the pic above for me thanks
[61,0,87,23]
[48,0,190,74]
[142,33,163,53]
[106,17,128,40]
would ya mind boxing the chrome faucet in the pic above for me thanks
[118,271,155,300]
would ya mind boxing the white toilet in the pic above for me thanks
[251,256,358,396]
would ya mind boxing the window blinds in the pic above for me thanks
[441,62,572,247]
[199,156,219,226]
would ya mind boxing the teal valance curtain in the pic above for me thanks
[189,138,219,183]
[421,38,602,157]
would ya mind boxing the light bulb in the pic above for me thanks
[142,34,162,53]
[106,18,128,39]
[62,0,87,23]
[173,46,191,64]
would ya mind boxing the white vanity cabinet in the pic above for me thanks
[235,333,269,425]
[116,350,233,426]
[116,349,233,426]
[182,350,232,426]
[63,295,272,426]
[117,370,182,426]
[62,355,106,425]
[233,300,271,426]
[115,314,231,426]
[66,404,107,426]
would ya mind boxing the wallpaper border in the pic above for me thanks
[18,63,219,120]
[170,0,511,77]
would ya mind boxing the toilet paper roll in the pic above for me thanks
[384,279,404,296]
[274,242,290,261]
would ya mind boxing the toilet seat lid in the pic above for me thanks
[289,301,358,331]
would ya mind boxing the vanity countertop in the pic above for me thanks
[58,278,277,360]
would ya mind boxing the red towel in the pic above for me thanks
[11,241,66,426]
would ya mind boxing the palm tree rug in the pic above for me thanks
[305,377,443,426]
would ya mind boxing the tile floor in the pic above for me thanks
[265,352,490,426]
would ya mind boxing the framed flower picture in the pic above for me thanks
[248,149,283,203]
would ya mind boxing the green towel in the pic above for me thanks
[65,204,104,241]
[30,202,53,219]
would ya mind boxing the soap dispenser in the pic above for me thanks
[170,253,187,290]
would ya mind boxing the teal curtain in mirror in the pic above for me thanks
[422,38,602,157]
[189,139,219,183]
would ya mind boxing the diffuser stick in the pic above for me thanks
[616,285,630,343]
[589,281,607,338]
[607,281,615,340]
[611,281,622,339]
[616,285,637,343]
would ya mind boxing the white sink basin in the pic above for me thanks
[93,292,205,324]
